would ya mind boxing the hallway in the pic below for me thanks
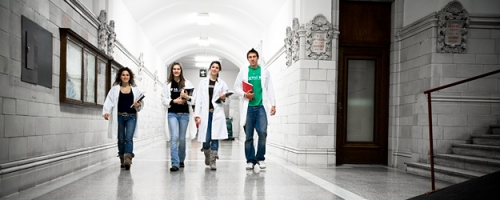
[3,140,450,200]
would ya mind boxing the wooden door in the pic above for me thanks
[336,1,391,165]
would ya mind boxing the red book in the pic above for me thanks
[242,80,253,92]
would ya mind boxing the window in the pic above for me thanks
[59,28,112,107]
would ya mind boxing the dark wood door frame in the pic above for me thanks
[336,1,391,165]
[336,47,389,165]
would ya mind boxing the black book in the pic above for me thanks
[184,88,194,96]
[130,93,146,108]
[215,91,233,103]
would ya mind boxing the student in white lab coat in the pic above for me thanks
[102,67,145,170]
[161,62,196,172]
[194,61,229,170]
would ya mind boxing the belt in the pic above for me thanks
[209,108,214,112]
[118,112,136,116]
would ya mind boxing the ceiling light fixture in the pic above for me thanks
[195,62,210,68]
[197,13,210,25]
[198,37,210,46]
[195,55,219,62]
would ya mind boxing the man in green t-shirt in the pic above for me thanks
[234,48,276,170]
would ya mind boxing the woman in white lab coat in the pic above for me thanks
[161,62,196,172]
[194,61,229,170]
[102,67,145,170]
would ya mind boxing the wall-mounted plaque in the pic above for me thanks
[311,32,327,53]
[437,0,469,53]
[305,14,335,60]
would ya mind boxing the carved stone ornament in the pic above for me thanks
[97,10,108,52]
[107,20,116,58]
[137,53,144,81]
[284,27,292,66]
[153,70,159,91]
[305,14,334,60]
[97,10,117,57]
[437,0,469,53]
[292,18,300,63]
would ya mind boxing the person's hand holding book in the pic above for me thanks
[244,89,254,100]
[219,92,226,101]
[132,101,141,108]
[180,90,189,100]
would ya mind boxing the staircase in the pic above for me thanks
[405,125,500,184]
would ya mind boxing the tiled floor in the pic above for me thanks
[3,140,451,200]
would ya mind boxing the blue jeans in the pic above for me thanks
[168,112,189,167]
[203,112,219,150]
[117,115,137,157]
[244,105,268,164]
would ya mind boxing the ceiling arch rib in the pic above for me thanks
[153,27,253,50]
[162,47,244,70]
[135,1,266,29]
[156,37,247,63]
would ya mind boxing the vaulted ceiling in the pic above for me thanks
[121,0,288,70]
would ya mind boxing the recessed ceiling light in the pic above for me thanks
[195,62,210,68]
[197,13,210,25]
[195,55,219,62]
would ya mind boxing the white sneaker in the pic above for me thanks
[258,161,266,169]
[246,163,254,170]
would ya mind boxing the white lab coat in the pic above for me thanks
[233,66,276,126]
[161,80,197,141]
[194,78,229,142]
[102,85,145,139]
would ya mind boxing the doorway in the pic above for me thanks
[336,1,391,165]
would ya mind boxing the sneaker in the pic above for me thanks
[170,166,179,171]
[258,161,266,169]
[180,162,185,168]
[246,163,254,170]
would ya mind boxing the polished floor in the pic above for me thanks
[3,139,451,200]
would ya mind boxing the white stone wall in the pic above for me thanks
[0,0,165,197]
[390,1,500,169]
[265,54,337,166]
[259,0,338,167]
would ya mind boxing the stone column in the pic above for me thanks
[298,27,307,60]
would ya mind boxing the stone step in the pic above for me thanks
[491,125,500,135]
[405,162,486,184]
[452,144,500,159]
[434,154,500,174]
[471,134,500,146]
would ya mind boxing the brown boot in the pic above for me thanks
[119,155,124,168]
[203,149,210,166]
[210,150,218,170]
[124,153,133,170]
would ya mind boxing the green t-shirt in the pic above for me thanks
[248,66,262,106]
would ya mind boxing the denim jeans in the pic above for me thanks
[117,115,137,157]
[168,112,189,167]
[244,105,268,164]
[203,112,219,150]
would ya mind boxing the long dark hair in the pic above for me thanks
[113,67,136,86]
[167,62,186,88]
[209,61,221,78]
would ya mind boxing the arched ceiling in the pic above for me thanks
[121,0,288,70]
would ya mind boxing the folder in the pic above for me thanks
[242,80,253,92]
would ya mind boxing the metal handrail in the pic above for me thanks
[423,69,500,191]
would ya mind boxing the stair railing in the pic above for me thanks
[423,69,500,191]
